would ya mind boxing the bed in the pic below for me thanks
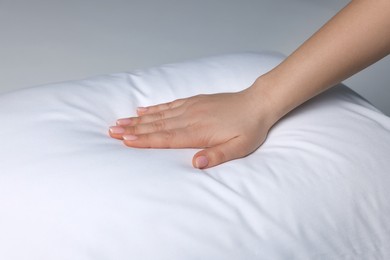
[0,52,389,259]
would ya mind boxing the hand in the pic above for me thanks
[108,85,276,169]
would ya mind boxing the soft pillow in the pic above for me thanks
[0,52,389,260]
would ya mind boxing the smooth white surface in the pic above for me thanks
[0,52,390,259]
[1,0,389,115]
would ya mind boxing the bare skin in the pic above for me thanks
[109,0,390,169]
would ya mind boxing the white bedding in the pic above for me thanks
[0,52,389,259]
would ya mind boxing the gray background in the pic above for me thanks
[0,0,389,115]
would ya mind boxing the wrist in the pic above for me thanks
[244,73,292,126]
[247,67,322,126]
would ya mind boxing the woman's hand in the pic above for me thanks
[109,0,390,169]
[109,84,277,169]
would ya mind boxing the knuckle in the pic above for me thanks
[157,111,166,120]
[125,126,137,135]
[167,101,175,109]
[142,135,152,148]
[133,116,142,124]
[161,130,176,148]
[152,120,166,132]
[165,130,176,140]
[170,98,184,108]
[148,130,176,148]
[211,148,226,163]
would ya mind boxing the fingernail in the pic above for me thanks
[116,118,132,126]
[195,156,209,169]
[109,126,125,134]
[137,107,148,113]
[123,134,138,141]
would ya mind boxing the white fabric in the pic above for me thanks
[0,52,389,259]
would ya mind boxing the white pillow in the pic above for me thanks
[0,52,389,260]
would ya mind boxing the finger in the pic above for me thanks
[192,137,252,169]
[110,116,184,139]
[136,98,186,116]
[116,109,181,127]
[122,128,199,149]
[123,117,187,135]
[116,107,181,126]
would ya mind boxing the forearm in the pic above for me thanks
[251,0,390,122]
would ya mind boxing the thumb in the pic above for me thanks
[192,137,252,169]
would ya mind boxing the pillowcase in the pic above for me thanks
[0,52,389,260]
